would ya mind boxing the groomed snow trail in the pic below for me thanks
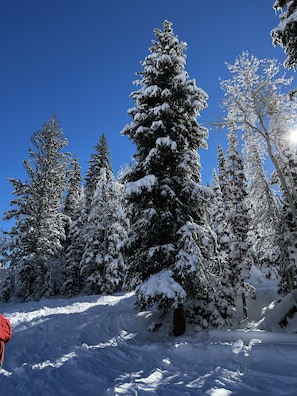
[0,293,297,395]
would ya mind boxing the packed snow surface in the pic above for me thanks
[1,278,297,395]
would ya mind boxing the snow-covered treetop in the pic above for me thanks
[272,0,297,69]
[220,51,293,133]
[122,20,208,165]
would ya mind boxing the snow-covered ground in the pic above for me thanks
[0,272,297,395]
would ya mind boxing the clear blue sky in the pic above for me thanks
[0,0,290,231]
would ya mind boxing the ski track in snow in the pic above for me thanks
[0,292,297,395]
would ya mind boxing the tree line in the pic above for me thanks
[1,12,297,335]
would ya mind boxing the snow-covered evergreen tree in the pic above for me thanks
[210,169,237,326]
[1,117,69,301]
[272,0,297,70]
[225,129,255,320]
[80,168,127,294]
[217,145,228,196]
[64,156,83,232]
[121,20,229,334]
[62,197,86,297]
[243,131,281,278]
[84,134,113,215]
[211,169,231,255]
[62,157,85,297]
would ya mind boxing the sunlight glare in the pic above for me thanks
[289,128,297,143]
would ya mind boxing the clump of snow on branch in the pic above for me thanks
[156,136,177,150]
[125,174,158,196]
[136,270,186,310]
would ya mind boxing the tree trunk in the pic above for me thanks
[241,293,248,321]
[173,304,186,336]
[263,129,297,227]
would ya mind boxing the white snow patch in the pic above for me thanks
[0,284,297,395]
[156,136,177,150]
[125,174,157,196]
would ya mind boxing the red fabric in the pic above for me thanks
[0,315,12,344]
[0,341,4,363]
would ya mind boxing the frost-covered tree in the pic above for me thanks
[210,169,237,325]
[84,134,113,215]
[64,156,83,231]
[80,168,127,294]
[220,52,297,295]
[217,145,228,197]
[217,144,233,218]
[61,157,85,297]
[121,20,228,334]
[221,53,297,223]
[243,131,281,278]
[62,197,86,297]
[79,134,127,294]
[271,125,297,292]
[211,169,231,255]
[1,117,69,301]
[272,0,297,70]
[213,146,234,268]
[62,156,83,257]
[225,128,254,320]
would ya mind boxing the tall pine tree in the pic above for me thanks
[80,136,127,295]
[243,131,281,278]
[210,169,237,327]
[84,134,113,215]
[64,156,83,232]
[1,117,69,301]
[62,156,85,296]
[225,129,254,320]
[121,21,226,334]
